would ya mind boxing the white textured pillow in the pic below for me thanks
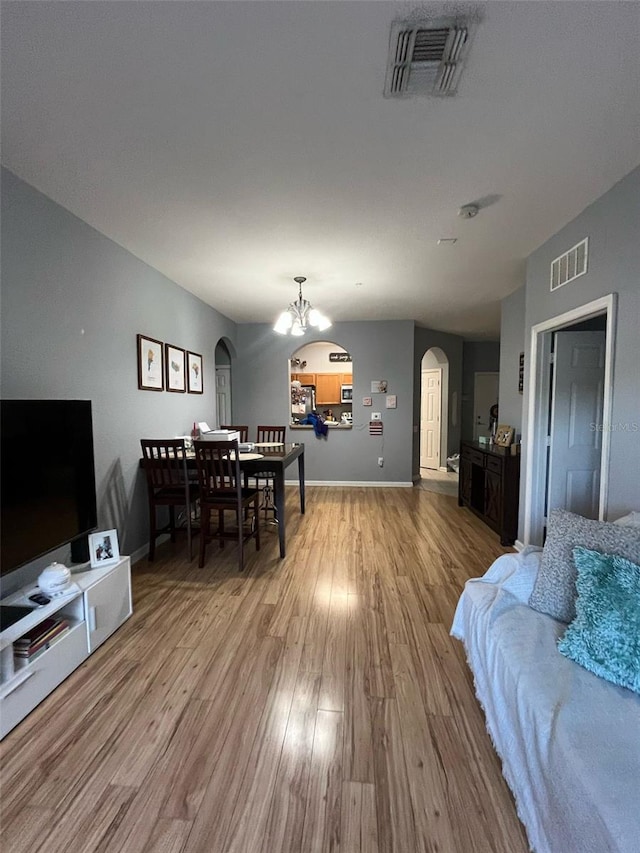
[614,511,640,528]
[528,509,640,623]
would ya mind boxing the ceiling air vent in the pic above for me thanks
[384,19,472,98]
[550,238,589,291]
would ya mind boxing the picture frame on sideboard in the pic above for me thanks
[494,424,515,447]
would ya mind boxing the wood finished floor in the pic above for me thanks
[0,486,529,853]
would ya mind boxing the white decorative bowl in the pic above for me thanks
[38,562,72,595]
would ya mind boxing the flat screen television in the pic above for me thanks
[1,400,98,577]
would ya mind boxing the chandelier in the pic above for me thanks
[273,276,332,336]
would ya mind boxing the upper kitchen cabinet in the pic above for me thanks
[292,372,316,385]
[315,373,342,405]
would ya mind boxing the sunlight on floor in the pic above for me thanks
[418,468,459,497]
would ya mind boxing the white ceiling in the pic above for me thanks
[2,1,639,339]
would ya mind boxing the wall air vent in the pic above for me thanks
[384,19,473,98]
[550,237,589,291]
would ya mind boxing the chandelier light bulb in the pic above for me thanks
[273,311,293,334]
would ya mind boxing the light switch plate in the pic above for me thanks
[371,412,382,421]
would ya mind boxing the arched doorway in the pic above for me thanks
[214,338,234,426]
[420,347,449,470]
[420,347,457,494]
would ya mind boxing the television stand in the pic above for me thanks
[0,557,132,739]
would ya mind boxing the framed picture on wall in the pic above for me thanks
[137,334,164,391]
[187,351,203,394]
[165,343,186,393]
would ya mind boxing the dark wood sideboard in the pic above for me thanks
[458,440,520,546]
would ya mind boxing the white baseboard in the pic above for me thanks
[438,466,448,473]
[514,539,525,552]
[285,480,414,488]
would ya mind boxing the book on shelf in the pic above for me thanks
[13,624,70,668]
[13,617,70,654]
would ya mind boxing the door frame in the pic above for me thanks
[523,293,617,545]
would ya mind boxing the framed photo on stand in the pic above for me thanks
[165,343,186,393]
[494,424,515,447]
[187,351,203,394]
[137,334,164,391]
[89,529,120,568]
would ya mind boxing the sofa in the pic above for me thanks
[451,514,640,853]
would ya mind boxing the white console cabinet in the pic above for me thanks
[0,557,132,739]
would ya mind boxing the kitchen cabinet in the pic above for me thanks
[291,373,316,385]
[315,373,342,405]
[341,373,352,384]
[458,441,520,545]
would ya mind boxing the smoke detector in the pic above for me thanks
[384,17,476,98]
[458,204,479,219]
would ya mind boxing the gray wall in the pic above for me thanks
[461,341,501,439]
[498,286,526,434]
[233,321,415,483]
[521,165,640,530]
[413,327,463,476]
[1,168,237,591]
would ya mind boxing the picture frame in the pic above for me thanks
[494,424,515,447]
[89,529,120,568]
[187,351,203,394]
[165,343,186,393]
[371,380,388,394]
[137,334,164,391]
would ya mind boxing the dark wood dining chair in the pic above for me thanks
[193,439,260,570]
[256,425,286,444]
[220,425,249,443]
[254,425,286,522]
[140,438,200,561]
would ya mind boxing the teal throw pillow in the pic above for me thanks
[558,546,640,694]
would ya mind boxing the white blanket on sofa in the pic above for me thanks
[451,549,640,853]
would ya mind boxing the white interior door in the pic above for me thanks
[420,369,441,469]
[473,372,499,440]
[547,331,605,519]
[215,366,231,426]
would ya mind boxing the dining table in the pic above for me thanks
[236,442,305,558]
[140,441,305,559]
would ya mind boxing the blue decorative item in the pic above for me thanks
[299,412,328,438]
[558,546,640,694]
